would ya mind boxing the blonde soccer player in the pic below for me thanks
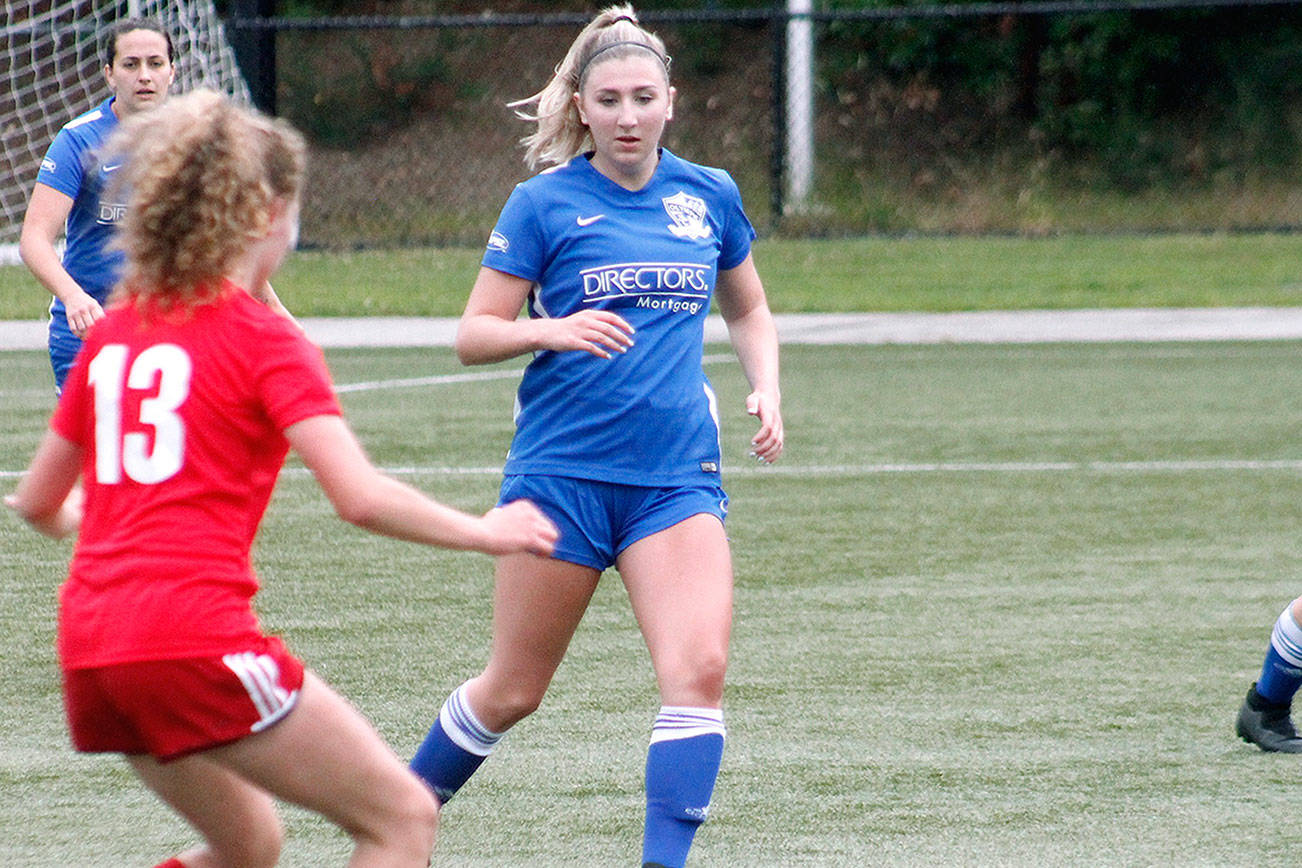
[408,7,783,866]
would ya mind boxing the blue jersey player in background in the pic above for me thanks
[19,19,176,393]
[409,6,784,867]
[19,18,291,393]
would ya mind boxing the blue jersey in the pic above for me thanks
[482,149,756,486]
[35,97,125,308]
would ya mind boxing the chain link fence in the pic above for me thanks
[9,2,1302,251]
[261,9,782,248]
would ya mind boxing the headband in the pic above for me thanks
[577,39,671,84]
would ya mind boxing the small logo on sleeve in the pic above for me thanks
[487,231,509,253]
[576,214,605,226]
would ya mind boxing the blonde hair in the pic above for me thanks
[107,89,306,310]
[510,4,670,169]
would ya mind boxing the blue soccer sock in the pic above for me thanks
[409,682,504,804]
[642,706,725,868]
[1257,603,1302,705]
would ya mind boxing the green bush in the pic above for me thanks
[820,3,1302,190]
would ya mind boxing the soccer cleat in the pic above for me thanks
[1236,683,1302,753]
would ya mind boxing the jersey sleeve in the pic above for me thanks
[481,183,547,282]
[254,322,342,432]
[716,173,757,272]
[35,128,87,201]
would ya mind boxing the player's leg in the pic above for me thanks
[211,671,439,866]
[410,552,602,803]
[617,513,733,868]
[128,753,283,868]
[1238,596,1302,752]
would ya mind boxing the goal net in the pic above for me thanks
[0,0,251,262]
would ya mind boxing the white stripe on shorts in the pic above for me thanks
[222,651,299,733]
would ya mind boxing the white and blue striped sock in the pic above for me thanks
[643,706,726,868]
[409,683,503,803]
[1257,603,1302,705]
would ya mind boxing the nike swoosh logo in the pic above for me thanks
[576,214,605,226]
[102,164,122,173]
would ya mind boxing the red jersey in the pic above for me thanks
[50,282,341,669]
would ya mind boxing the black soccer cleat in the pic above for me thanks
[1236,683,1302,753]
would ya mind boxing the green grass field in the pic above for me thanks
[3,339,1301,865]
[3,232,1302,318]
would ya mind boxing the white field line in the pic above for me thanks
[334,369,520,393]
[331,353,735,393]
[6,359,1298,479]
[3,458,1299,482]
[273,458,1302,479]
[0,360,532,399]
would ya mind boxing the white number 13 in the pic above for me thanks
[86,343,192,484]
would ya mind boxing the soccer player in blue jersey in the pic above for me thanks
[408,6,783,866]
[19,18,289,393]
[1237,596,1302,751]
[19,19,176,393]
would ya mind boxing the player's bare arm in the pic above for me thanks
[456,266,634,364]
[285,413,557,556]
[20,184,104,339]
[716,254,783,463]
[6,429,83,539]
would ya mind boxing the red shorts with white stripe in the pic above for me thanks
[62,636,305,762]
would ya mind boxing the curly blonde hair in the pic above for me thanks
[510,4,671,169]
[107,89,305,310]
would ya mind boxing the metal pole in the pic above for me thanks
[770,8,787,228]
[785,0,814,209]
[230,0,278,113]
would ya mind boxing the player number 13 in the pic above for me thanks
[86,343,192,485]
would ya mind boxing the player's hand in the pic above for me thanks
[540,310,635,359]
[746,389,784,465]
[64,290,105,339]
[480,499,559,557]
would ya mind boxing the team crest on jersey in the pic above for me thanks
[663,191,711,240]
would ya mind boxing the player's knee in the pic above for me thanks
[395,782,441,856]
[665,651,728,707]
[696,650,728,698]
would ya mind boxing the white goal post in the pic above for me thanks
[0,0,252,264]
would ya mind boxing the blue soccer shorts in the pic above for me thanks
[498,474,729,571]
[47,310,82,394]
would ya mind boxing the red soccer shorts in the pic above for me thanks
[63,636,305,762]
